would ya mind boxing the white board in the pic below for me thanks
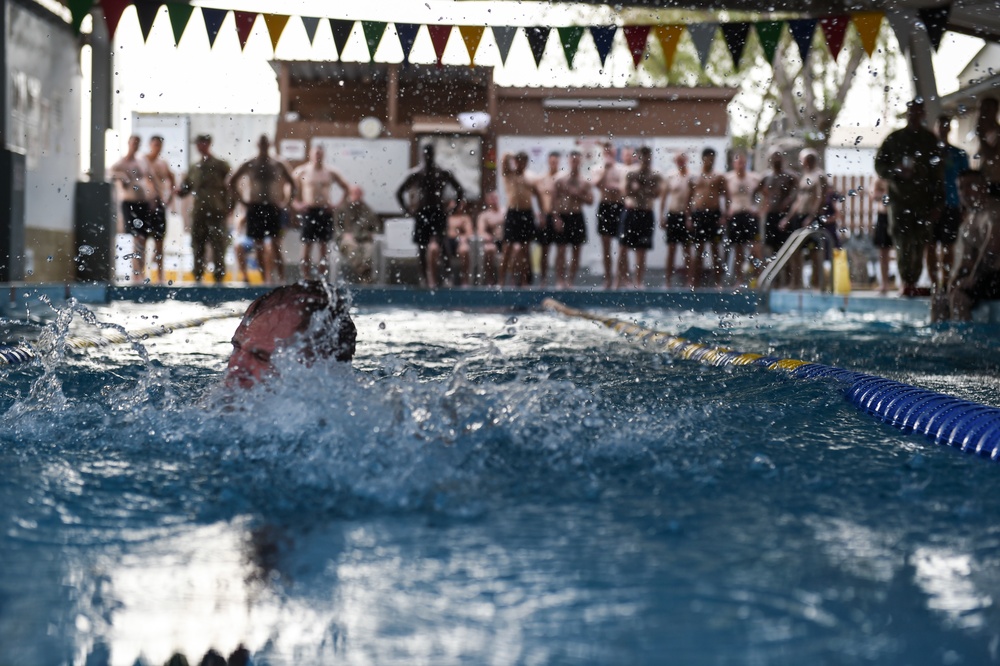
[310,137,410,215]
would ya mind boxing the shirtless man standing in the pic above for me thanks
[477,191,505,286]
[687,147,728,288]
[617,147,661,289]
[144,136,174,284]
[755,151,797,260]
[594,142,627,289]
[292,145,350,278]
[723,151,761,285]
[110,135,157,281]
[779,150,828,289]
[659,152,691,287]
[500,152,542,287]
[230,135,296,284]
[976,98,1000,198]
[395,144,465,288]
[533,151,562,286]
[446,202,474,286]
[552,150,594,288]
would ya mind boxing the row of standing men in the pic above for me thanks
[462,142,835,290]
[110,134,380,285]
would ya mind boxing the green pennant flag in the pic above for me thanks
[557,26,584,69]
[362,21,387,61]
[68,0,94,33]
[166,3,194,46]
[754,21,783,64]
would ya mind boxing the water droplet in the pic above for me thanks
[79,245,95,256]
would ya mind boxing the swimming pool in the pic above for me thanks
[1,299,998,665]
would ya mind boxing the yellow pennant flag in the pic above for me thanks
[263,14,290,52]
[851,11,884,57]
[654,25,684,70]
[459,26,485,66]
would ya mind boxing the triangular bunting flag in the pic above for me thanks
[819,15,850,61]
[789,19,817,62]
[301,16,320,45]
[754,21,783,64]
[459,26,485,66]
[589,25,617,67]
[720,22,750,68]
[330,19,354,59]
[918,5,950,50]
[688,23,717,69]
[166,3,194,46]
[100,0,130,39]
[263,14,290,52]
[557,26,584,69]
[234,11,256,51]
[525,26,550,67]
[134,2,160,43]
[623,25,651,68]
[852,12,884,57]
[396,23,420,64]
[427,24,452,66]
[202,8,227,48]
[362,21,387,61]
[68,0,94,34]
[492,26,517,65]
[654,25,683,70]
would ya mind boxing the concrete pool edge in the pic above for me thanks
[0,282,995,322]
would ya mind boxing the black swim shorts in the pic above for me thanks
[504,209,536,244]
[727,211,760,245]
[664,212,687,244]
[556,212,587,246]
[597,201,625,237]
[247,203,282,240]
[413,206,447,247]
[872,212,892,249]
[621,209,654,250]
[300,206,334,243]
[689,210,721,244]
[121,200,152,237]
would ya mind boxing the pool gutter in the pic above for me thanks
[0,282,993,322]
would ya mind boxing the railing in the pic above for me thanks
[756,226,836,295]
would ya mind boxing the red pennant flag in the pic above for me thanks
[100,0,130,39]
[234,11,257,50]
[427,24,452,66]
[819,15,850,61]
[623,25,651,68]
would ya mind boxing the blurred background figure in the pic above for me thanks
[336,185,380,283]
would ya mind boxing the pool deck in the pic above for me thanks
[0,282,980,322]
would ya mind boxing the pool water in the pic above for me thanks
[1,301,999,665]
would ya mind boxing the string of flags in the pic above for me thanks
[67,1,953,72]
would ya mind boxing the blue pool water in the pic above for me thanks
[1,300,999,665]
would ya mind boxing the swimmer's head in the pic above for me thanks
[227,281,356,388]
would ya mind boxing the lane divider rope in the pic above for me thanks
[543,298,1000,462]
[0,310,242,367]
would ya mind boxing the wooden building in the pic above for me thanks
[272,61,736,214]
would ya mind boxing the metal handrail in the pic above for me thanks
[756,225,835,294]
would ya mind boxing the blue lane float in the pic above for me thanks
[0,311,242,367]
[543,298,1000,462]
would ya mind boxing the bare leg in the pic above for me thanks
[538,243,550,287]
[153,238,165,283]
[301,241,314,279]
[131,235,145,281]
[713,239,725,287]
[615,248,630,289]
[554,243,567,289]
[635,249,647,288]
[569,245,582,286]
[941,244,954,287]
[272,235,285,283]
[254,240,271,284]
[601,235,614,289]
[425,239,441,288]
[879,247,891,294]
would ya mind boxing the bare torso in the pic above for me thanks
[662,171,690,213]
[554,171,593,214]
[725,170,759,214]
[504,172,537,211]
[689,173,726,211]
[627,168,662,211]
[595,162,626,204]
[294,163,343,208]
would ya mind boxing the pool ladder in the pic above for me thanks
[755,225,836,295]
